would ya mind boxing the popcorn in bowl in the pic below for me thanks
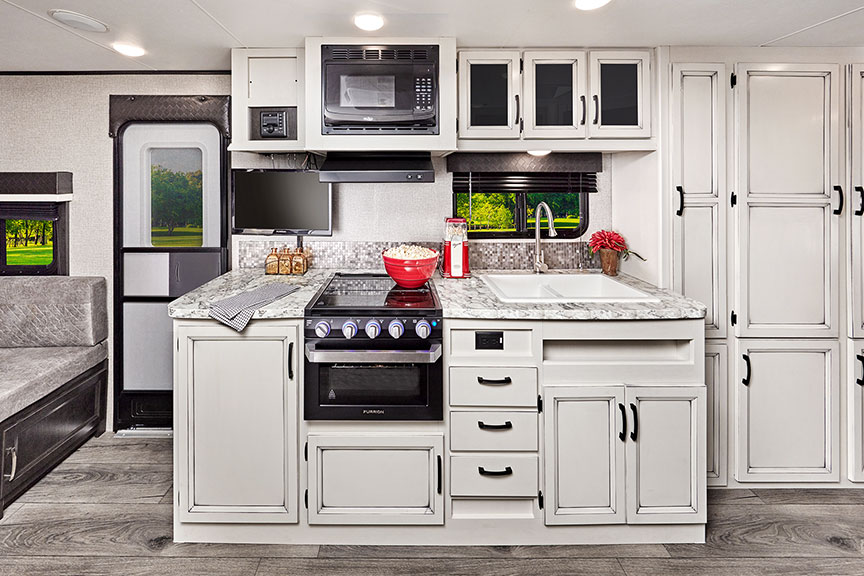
[383,244,438,260]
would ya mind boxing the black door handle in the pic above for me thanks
[618,402,627,442]
[592,94,599,124]
[437,455,442,494]
[288,341,294,380]
[629,403,638,442]
[857,355,864,386]
[477,376,512,385]
[676,186,685,216]
[834,185,844,215]
[855,186,864,216]
[478,466,513,477]
[580,95,586,125]
[742,354,751,386]
[478,421,513,430]
[514,94,520,125]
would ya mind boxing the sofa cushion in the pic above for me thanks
[0,277,108,348]
[0,341,108,423]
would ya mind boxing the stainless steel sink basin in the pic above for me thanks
[481,273,660,304]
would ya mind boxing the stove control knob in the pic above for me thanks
[314,321,331,338]
[415,320,432,340]
[365,320,381,339]
[388,320,404,339]
[342,320,358,339]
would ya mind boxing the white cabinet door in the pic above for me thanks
[735,64,841,338]
[850,65,864,338]
[671,63,727,337]
[735,339,840,483]
[543,386,626,525]
[458,51,522,139]
[705,344,728,486]
[522,51,587,139]
[625,386,706,525]
[176,322,298,523]
[307,434,444,525]
[588,51,651,138]
[848,340,864,482]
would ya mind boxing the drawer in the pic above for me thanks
[450,411,538,452]
[448,327,535,365]
[449,367,538,407]
[450,455,538,497]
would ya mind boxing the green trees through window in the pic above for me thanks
[150,148,204,247]
[454,191,585,237]
[4,220,54,266]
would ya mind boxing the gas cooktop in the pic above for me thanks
[306,273,441,316]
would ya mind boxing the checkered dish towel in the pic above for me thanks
[208,283,299,332]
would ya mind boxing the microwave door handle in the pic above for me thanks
[304,343,442,364]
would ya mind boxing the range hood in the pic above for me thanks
[318,152,435,183]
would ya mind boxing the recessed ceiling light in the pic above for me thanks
[48,9,109,33]
[354,13,384,31]
[112,42,146,57]
[527,150,552,157]
[574,0,612,10]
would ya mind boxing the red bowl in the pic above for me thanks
[382,250,439,289]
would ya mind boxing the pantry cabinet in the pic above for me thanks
[735,339,840,483]
[849,340,864,482]
[850,65,864,339]
[175,321,299,523]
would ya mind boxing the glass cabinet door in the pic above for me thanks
[588,51,651,138]
[458,50,522,139]
[523,51,587,139]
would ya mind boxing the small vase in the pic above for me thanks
[599,248,619,276]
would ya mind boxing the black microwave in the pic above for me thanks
[321,44,439,135]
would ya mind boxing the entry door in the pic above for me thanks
[735,64,841,338]
[850,65,864,338]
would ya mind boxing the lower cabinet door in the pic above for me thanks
[176,323,298,523]
[625,386,706,524]
[705,344,728,486]
[850,340,864,482]
[543,386,626,525]
[735,339,839,483]
[307,434,444,525]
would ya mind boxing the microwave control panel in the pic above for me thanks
[414,76,435,112]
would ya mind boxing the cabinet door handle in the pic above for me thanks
[478,420,512,431]
[742,354,751,386]
[834,185,845,215]
[618,402,627,442]
[288,341,294,380]
[855,186,864,216]
[629,403,638,442]
[437,455,442,495]
[592,94,599,124]
[4,444,17,482]
[478,466,513,477]
[857,355,864,386]
[175,263,181,284]
[676,186,685,216]
[514,94,521,127]
[580,95,587,125]
[477,376,512,386]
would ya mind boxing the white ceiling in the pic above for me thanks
[2,0,864,71]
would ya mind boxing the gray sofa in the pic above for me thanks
[0,277,108,518]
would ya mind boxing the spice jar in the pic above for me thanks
[291,248,307,275]
[278,247,292,275]
[264,248,279,275]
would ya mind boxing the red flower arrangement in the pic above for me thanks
[589,230,645,261]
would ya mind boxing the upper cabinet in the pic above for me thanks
[458,48,652,147]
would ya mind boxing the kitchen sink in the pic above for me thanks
[481,273,660,304]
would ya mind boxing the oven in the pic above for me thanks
[321,44,439,134]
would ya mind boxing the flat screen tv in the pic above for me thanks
[232,170,332,236]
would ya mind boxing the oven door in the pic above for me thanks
[304,341,443,421]
[322,61,436,126]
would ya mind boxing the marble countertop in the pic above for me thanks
[169,268,706,321]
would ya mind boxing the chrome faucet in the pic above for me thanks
[533,201,558,273]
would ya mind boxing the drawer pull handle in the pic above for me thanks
[478,466,513,477]
[618,403,627,442]
[478,421,513,431]
[857,355,864,386]
[477,376,512,386]
[4,445,17,482]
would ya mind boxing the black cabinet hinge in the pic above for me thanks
[455,58,459,74]
[731,311,737,326]
[520,118,524,133]
[304,441,308,462]
[520,58,524,73]
[730,192,737,207]
[730,72,737,88]
[538,490,544,510]
[304,489,308,509]
[537,395,543,413]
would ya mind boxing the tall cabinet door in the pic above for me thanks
[850,65,864,338]
[522,51,587,139]
[588,51,651,138]
[735,339,839,483]
[671,63,727,338]
[847,340,864,482]
[176,322,298,523]
[624,386,706,525]
[735,64,841,338]
[458,51,522,139]
[543,386,626,526]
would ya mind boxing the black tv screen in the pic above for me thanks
[232,170,332,235]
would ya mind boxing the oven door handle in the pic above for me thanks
[304,343,442,364]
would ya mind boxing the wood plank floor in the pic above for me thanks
[2,435,864,575]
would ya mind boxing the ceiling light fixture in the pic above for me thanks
[354,13,384,31]
[112,42,146,57]
[48,9,109,33]
[527,150,552,157]
[573,0,613,10]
